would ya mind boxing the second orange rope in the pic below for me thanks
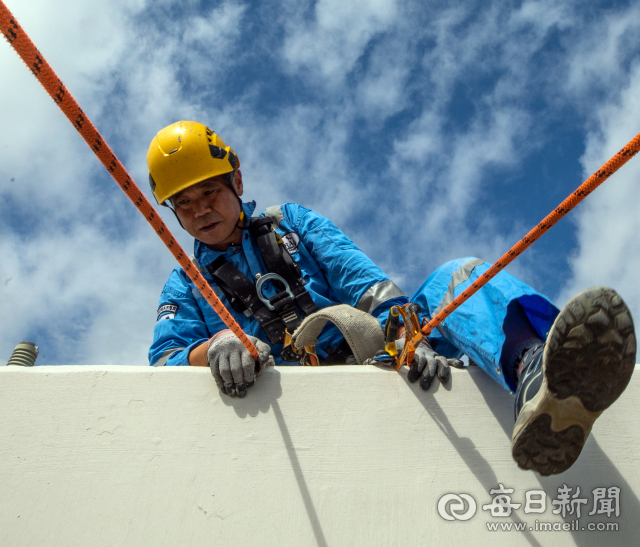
[422,133,640,337]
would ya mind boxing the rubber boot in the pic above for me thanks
[511,286,636,476]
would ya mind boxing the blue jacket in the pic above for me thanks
[149,201,408,366]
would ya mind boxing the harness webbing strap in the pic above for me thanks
[206,257,293,346]
[250,218,319,316]
[205,216,319,348]
[0,2,260,362]
[422,132,640,338]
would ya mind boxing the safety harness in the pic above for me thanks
[205,215,319,363]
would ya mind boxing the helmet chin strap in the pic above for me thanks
[162,199,185,230]
[236,209,249,231]
[226,169,250,232]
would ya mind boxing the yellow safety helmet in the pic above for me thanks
[147,120,240,206]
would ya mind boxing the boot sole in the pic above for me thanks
[511,286,636,476]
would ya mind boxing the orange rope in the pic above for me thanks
[422,131,640,337]
[0,2,260,362]
[5,2,639,363]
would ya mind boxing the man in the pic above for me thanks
[148,120,636,476]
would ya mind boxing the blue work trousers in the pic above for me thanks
[411,257,559,392]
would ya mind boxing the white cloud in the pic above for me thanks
[558,63,640,324]
[553,3,640,361]
[0,222,165,365]
[281,0,399,86]
[2,0,640,368]
[355,36,415,121]
[0,0,238,365]
[563,3,640,107]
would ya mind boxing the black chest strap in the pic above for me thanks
[204,216,319,353]
[249,217,319,316]
[206,256,296,346]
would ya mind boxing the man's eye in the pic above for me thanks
[176,199,189,207]
[204,189,217,196]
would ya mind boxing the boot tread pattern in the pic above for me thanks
[512,415,583,475]
[512,286,636,476]
[545,287,635,413]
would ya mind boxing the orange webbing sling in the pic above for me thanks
[421,133,640,338]
[0,2,259,361]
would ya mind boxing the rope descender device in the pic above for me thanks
[392,304,426,371]
[369,303,427,371]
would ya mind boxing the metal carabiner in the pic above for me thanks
[255,273,295,311]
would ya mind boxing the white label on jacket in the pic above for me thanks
[157,304,178,321]
[281,232,300,254]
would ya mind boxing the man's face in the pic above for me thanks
[172,170,244,249]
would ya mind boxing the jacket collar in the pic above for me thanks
[193,200,257,266]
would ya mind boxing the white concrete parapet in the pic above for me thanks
[1,364,638,546]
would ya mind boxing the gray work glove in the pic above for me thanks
[397,337,463,390]
[207,330,274,398]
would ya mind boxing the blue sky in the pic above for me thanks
[1,0,640,366]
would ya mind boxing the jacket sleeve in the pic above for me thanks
[148,268,211,366]
[284,203,408,326]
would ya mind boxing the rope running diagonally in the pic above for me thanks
[421,132,640,338]
[3,2,640,362]
[0,1,260,362]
